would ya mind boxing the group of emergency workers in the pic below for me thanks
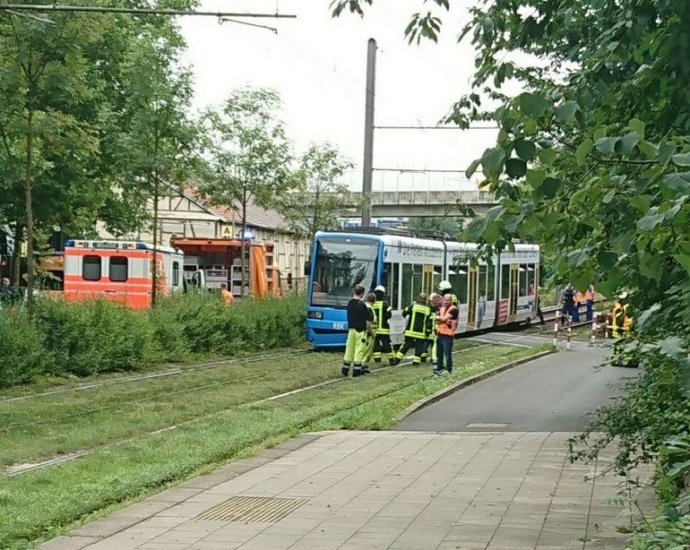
[341,280,460,378]
[559,282,596,323]
[560,282,634,338]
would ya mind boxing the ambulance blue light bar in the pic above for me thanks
[64,240,149,250]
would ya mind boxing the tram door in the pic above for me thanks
[509,264,519,322]
[422,265,434,298]
[467,267,479,328]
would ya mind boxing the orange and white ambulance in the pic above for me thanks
[62,239,195,309]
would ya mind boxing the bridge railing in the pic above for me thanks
[347,189,498,206]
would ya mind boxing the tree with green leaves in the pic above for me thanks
[406,216,461,238]
[0,10,103,303]
[332,1,690,543]
[278,143,358,242]
[114,28,197,305]
[200,87,295,289]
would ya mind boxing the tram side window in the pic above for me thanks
[519,264,528,296]
[527,264,536,296]
[501,264,510,299]
[412,264,424,299]
[83,255,102,281]
[450,265,468,304]
[109,256,128,282]
[400,263,423,305]
[487,265,496,301]
[400,263,413,306]
[478,265,488,301]
[383,262,400,309]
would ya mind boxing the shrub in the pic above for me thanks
[150,292,306,357]
[1,292,307,386]
[33,298,158,376]
[0,308,50,387]
[150,292,231,357]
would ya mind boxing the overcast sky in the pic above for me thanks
[179,0,499,192]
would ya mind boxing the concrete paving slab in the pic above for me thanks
[40,430,647,550]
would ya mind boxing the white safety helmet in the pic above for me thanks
[374,285,386,293]
[438,280,452,291]
[618,291,629,301]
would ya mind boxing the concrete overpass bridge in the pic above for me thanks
[338,190,499,218]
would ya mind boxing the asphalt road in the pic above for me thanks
[396,338,639,432]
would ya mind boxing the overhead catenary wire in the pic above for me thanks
[0,4,297,18]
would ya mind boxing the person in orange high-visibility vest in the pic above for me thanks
[585,283,595,321]
[572,290,583,322]
[220,283,234,307]
[433,293,459,376]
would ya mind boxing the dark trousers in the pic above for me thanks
[396,336,426,365]
[435,335,454,373]
[586,300,593,322]
[373,334,395,363]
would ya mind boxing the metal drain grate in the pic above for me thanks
[197,496,307,523]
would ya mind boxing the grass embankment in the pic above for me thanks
[0,293,306,387]
[0,342,551,550]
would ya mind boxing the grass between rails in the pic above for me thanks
[0,350,348,466]
[0,343,313,400]
[0,343,551,550]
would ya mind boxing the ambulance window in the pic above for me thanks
[83,256,101,281]
[172,261,180,286]
[109,257,128,282]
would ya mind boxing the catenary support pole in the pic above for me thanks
[361,38,377,228]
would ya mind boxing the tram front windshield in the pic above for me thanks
[310,238,379,309]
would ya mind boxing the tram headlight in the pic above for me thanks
[308,311,323,319]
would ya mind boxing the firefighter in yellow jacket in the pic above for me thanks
[611,291,634,338]
[371,285,397,365]
[362,293,377,373]
[342,285,375,377]
[395,293,432,366]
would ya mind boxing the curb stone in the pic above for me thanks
[395,348,556,423]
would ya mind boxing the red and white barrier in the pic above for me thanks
[566,317,572,351]
[553,320,559,347]
[590,317,597,347]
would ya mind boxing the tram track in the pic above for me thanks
[1,341,501,480]
[0,347,314,404]
[1,301,610,479]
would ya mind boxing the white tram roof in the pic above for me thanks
[314,231,539,258]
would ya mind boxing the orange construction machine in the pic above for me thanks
[170,237,281,300]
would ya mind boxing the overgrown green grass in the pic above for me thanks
[0,343,551,550]
[0,293,306,387]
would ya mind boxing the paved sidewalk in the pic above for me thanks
[40,430,646,550]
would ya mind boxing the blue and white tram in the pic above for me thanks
[305,230,540,349]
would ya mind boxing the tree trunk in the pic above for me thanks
[150,121,160,307]
[24,108,35,311]
[240,194,247,298]
[311,187,319,244]
[151,179,159,307]
[10,223,23,286]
